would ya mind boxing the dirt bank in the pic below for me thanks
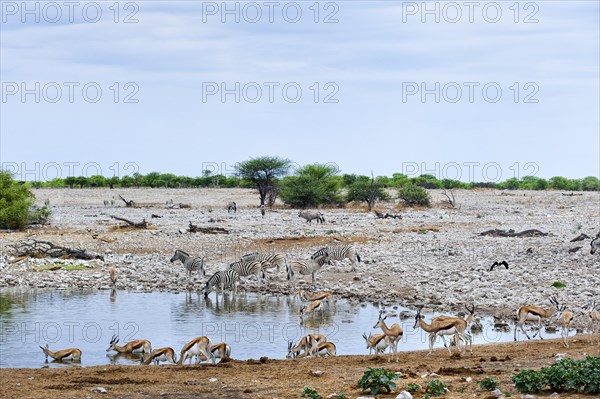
[1,337,598,399]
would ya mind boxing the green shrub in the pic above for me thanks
[424,379,447,397]
[551,281,566,288]
[345,178,390,203]
[280,164,342,208]
[398,184,431,206]
[407,383,422,393]
[27,205,51,225]
[301,386,322,399]
[358,367,399,394]
[0,172,34,230]
[511,369,546,394]
[478,378,498,391]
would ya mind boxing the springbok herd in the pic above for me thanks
[41,238,600,365]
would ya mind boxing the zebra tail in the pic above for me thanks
[357,252,361,262]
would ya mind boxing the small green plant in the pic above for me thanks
[325,229,335,235]
[207,207,213,213]
[332,394,346,399]
[358,367,399,394]
[551,281,566,288]
[407,383,422,393]
[424,379,447,397]
[27,205,51,225]
[511,369,546,394]
[398,184,431,207]
[301,386,322,399]
[478,377,498,391]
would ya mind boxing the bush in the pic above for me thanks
[345,177,390,203]
[407,383,422,393]
[424,379,447,397]
[301,386,322,399]
[358,367,399,394]
[478,378,498,391]
[279,164,342,208]
[0,172,34,230]
[27,205,51,225]
[398,184,431,206]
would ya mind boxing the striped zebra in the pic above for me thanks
[170,250,205,279]
[311,245,361,272]
[241,252,287,272]
[287,256,331,284]
[591,231,600,255]
[228,260,267,281]
[202,270,239,297]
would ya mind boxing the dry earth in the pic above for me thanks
[1,337,599,399]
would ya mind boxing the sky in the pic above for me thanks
[1,0,599,183]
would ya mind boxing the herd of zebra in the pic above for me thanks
[169,245,362,297]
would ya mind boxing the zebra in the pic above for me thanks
[170,250,205,279]
[241,252,287,272]
[202,269,239,297]
[298,210,325,223]
[287,255,331,284]
[227,202,237,213]
[311,245,361,272]
[228,260,267,281]
[591,231,600,255]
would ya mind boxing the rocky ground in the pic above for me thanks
[1,337,599,399]
[1,188,599,323]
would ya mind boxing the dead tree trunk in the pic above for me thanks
[111,215,148,229]
[187,221,229,234]
[9,239,104,260]
[118,194,135,207]
[442,189,459,209]
[367,172,377,212]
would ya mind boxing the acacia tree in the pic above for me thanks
[279,164,342,208]
[235,156,291,206]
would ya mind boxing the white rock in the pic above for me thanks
[491,389,503,396]
[208,378,218,383]
[90,387,107,393]
[395,391,413,399]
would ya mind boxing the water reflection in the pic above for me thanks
[0,288,564,368]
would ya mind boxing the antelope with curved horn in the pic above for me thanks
[177,336,214,365]
[39,344,81,362]
[373,311,403,362]
[300,300,324,318]
[556,305,574,348]
[413,307,473,355]
[106,335,151,354]
[141,347,177,365]
[287,334,326,359]
[514,296,561,341]
[196,342,232,362]
[362,332,390,355]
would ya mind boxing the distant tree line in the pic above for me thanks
[27,168,600,193]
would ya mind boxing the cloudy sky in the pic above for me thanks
[1,1,598,182]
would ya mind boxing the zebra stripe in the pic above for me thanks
[203,270,239,297]
[228,260,266,280]
[170,250,205,278]
[287,256,330,283]
[311,245,361,271]
[241,252,287,272]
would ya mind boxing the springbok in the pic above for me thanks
[312,341,336,357]
[39,344,81,362]
[287,334,327,359]
[585,301,600,343]
[556,305,574,348]
[177,336,214,365]
[514,296,561,341]
[362,332,390,355]
[106,335,151,355]
[297,290,334,306]
[300,300,325,318]
[141,347,177,365]
[373,311,403,362]
[196,342,232,362]
[413,307,473,355]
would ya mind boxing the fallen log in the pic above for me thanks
[479,229,548,237]
[111,215,148,229]
[374,211,402,219]
[561,192,583,196]
[187,221,229,234]
[570,233,590,242]
[9,239,104,260]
